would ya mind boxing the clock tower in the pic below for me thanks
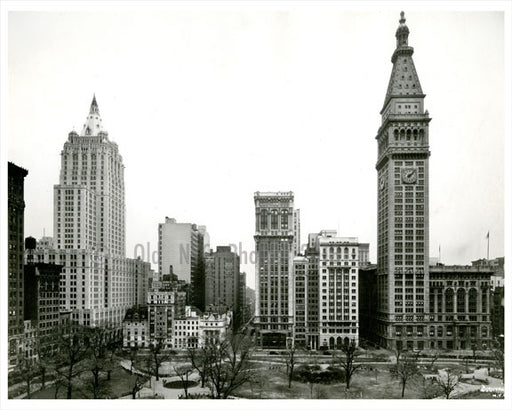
[375,12,431,349]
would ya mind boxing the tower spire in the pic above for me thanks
[396,11,409,48]
[380,11,424,113]
[89,93,100,115]
[81,94,105,136]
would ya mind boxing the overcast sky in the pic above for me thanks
[3,4,508,289]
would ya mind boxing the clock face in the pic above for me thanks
[401,167,417,184]
[379,176,386,190]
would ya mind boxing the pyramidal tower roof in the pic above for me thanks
[381,12,425,113]
[81,94,105,136]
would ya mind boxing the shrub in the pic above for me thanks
[292,365,345,385]
[180,393,211,399]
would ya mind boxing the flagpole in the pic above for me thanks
[487,231,490,260]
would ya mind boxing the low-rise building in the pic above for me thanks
[427,265,493,350]
[198,311,231,346]
[171,306,232,349]
[123,307,149,348]
[172,306,200,349]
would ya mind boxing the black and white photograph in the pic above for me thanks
[1,1,510,408]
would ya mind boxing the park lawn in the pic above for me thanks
[234,366,426,400]
[29,364,134,399]
[456,390,505,399]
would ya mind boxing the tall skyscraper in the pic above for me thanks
[317,234,361,349]
[204,246,240,326]
[8,162,28,370]
[54,95,125,255]
[254,191,298,349]
[34,96,149,327]
[158,217,207,310]
[375,12,431,349]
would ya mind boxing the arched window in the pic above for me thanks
[271,210,278,230]
[445,288,454,313]
[406,129,411,141]
[394,129,399,141]
[468,288,477,313]
[260,209,267,230]
[336,337,342,350]
[400,129,405,140]
[457,289,466,313]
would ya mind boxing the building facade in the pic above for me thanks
[8,162,28,370]
[426,265,492,350]
[238,271,248,325]
[293,255,311,348]
[158,217,207,310]
[54,95,125,255]
[204,246,240,327]
[31,97,151,328]
[123,306,149,348]
[375,12,431,349]
[294,231,364,350]
[254,191,298,349]
[24,238,63,356]
[172,306,231,349]
[318,235,360,349]
[147,280,186,348]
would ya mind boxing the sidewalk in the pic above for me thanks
[119,365,211,399]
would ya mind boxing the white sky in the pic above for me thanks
[3,3,509,292]
[1,3,512,410]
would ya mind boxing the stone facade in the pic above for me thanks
[204,246,240,327]
[254,191,297,349]
[374,12,431,350]
[8,162,28,370]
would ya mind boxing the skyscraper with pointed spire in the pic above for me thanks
[31,96,149,327]
[375,12,431,349]
[54,95,125,256]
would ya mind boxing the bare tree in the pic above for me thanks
[418,376,441,399]
[492,339,504,380]
[428,351,439,372]
[142,355,153,388]
[249,369,268,399]
[128,345,139,374]
[83,327,116,399]
[188,346,210,388]
[174,364,193,398]
[333,338,361,389]
[149,341,171,381]
[435,369,461,399]
[283,344,297,388]
[471,343,478,363]
[35,337,56,390]
[206,331,253,399]
[17,357,39,399]
[54,322,90,399]
[128,373,148,399]
[390,350,420,398]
